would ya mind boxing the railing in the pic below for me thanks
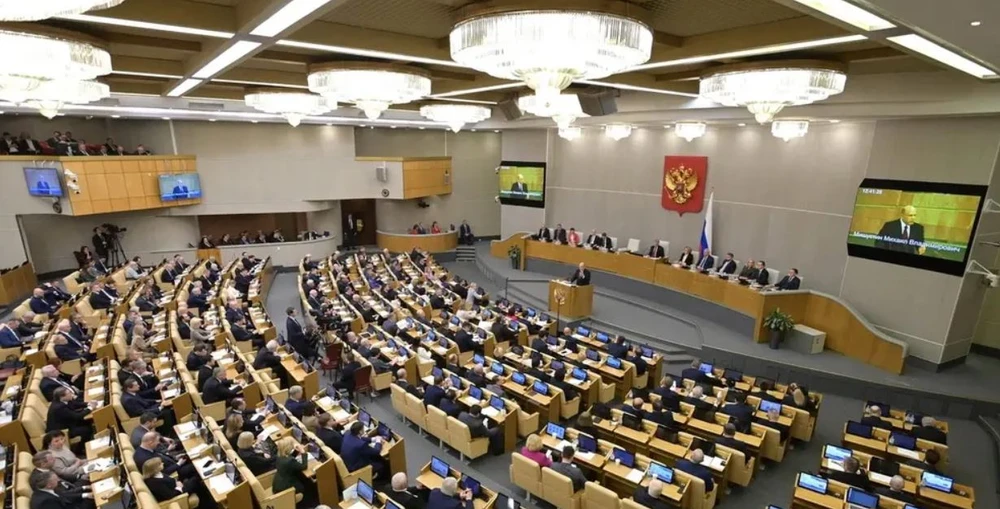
[977,415,1000,494]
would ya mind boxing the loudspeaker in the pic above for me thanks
[375,166,388,182]
[579,89,618,116]
[498,97,522,120]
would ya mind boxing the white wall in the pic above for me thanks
[499,129,548,238]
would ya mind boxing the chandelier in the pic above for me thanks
[558,126,581,140]
[604,124,632,141]
[0,0,125,21]
[771,119,810,141]
[450,2,653,99]
[700,61,847,124]
[419,104,492,132]
[0,27,112,117]
[675,122,706,141]
[244,89,335,127]
[308,62,431,120]
[517,93,586,129]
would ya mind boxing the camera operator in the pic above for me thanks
[92,227,110,263]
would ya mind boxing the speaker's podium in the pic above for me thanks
[548,280,594,320]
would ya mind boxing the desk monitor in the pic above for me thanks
[469,386,482,401]
[823,445,852,462]
[450,315,461,325]
[846,421,873,439]
[647,462,674,483]
[889,431,916,450]
[265,396,277,414]
[846,487,879,509]
[654,424,677,442]
[490,395,505,411]
[541,313,551,321]
[759,400,782,414]
[723,369,743,381]
[478,329,487,339]
[385,500,404,509]
[497,494,521,509]
[428,331,437,342]
[585,349,600,361]
[340,397,352,411]
[546,422,565,440]
[460,474,482,497]
[512,372,527,385]
[450,375,463,390]
[473,354,485,365]
[491,361,505,375]
[797,473,828,494]
[526,308,536,318]
[698,362,713,374]
[546,335,559,346]
[397,346,408,358]
[532,380,549,396]
[359,409,371,426]
[866,401,891,416]
[921,472,953,493]
[387,339,396,349]
[577,433,597,453]
[576,326,590,337]
[439,337,449,348]
[640,346,655,358]
[430,456,450,477]
[357,479,374,505]
[595,332,610,343]
[510,319,520,329]
[432,367,443,379]
[612,448,635,468]
[159,173,202,201]
[620,412,641,431]
[551,360,564,372]
[754,377,775,388]
[377,422,392,439]
[572,367,588,381]
[606,357,622,369]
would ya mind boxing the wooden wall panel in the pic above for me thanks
[197,212,305,241]
[402,158,452,199]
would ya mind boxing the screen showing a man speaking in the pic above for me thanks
[846,178,987,276]
[497,161,545,208]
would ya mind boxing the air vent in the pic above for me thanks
[187,101,225,111]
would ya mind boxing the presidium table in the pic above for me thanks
[492,234,908,374]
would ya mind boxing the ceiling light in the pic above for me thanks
[245,89,334,127]
[699,61,847,123]
[209,118,217,122]
[558,126,581,140]
[426,97,497,105]
[251,0,333,37]
[427,83,523,99]
[604,124,633,141]
[213,78,308,90]
[419,126,426,130]
[663,125,672,129]
[162,116,170,120]
[772,119,809,141]
[325,122,332,126]
[56,14,234,38]
[494,129,500,133]
[787,0,894,31]
[23,81,110,118]
[517,93,586,129]
[829,119,840,123]
[888,34,997,79]
[251,120,259,123]
[738,123,746,127]
[390,125,397,128]
[675,122,706,141]
[308,62,431,119]
[419,104,491,132]
[112,71,185,80]
[631,35,865,72]
[167,79,203,97]
[451,7,652,100]
[0,0,125,21]
[970,21,982,27]
[277,39,466,69]
[111,114,119,118]
[574,80,700,98]
[193,41,262,79]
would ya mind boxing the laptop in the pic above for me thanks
[846,487,879,509]
[759,400,782,414]
[532,380,549,396]
[647,462,674,483]
[577,433,597,453]
[468,386,483,401]
[450,375,463,390]
[576,326,590,337]
[611,448,635,468]
[640,346,655,358]
[473,354,485,365]
[921,472,953,493]
[585,349,600,362]
[432,367,443,379]
[491,362,505,375]
[512,372,527,385]
[723,369,743,381]
[489,395,505,411]
[546,422,566,440]
[460,474,482,498]
[606,357,622,369]
[595,332,610,343]
[430,456,450,477]
[797,473,828,495]
[551,360,564,371]
[846,421,873,439]
[571,367,588,381]
[822,444,852,470]
[889,431,916,450]
[357,479,375,505]
[377,423,392,440]
[698,362,714,374]
[620,412,642,431]
[546,336,559,346]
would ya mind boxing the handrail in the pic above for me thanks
[976,415,1000,494]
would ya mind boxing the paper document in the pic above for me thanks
[177,421,198,434]
[625,469,644,483]
[894,448,920,459]
[317,396,335,409]
[93,478,117,494]
[0,414,12,425]
[87,387,105,397]
[462,397,479,406]
[576,451,595,461]
[827,460,844,472]
[188,444,209,457]
[869,472,891,485]
[91,436,111,448]
[482,407,500,418]
[332,409,351,422]
[208,475,235,494]
[567,378,583,385]
[162,388,180,400]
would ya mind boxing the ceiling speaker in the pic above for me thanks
[579,89,619,117]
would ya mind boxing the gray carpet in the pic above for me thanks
[264,257,1000,509]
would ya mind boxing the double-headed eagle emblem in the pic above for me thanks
[664,164,699,204]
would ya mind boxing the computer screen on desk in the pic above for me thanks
[612,448,635,468]
[357,479,374,504]
[577,326,590,337]
[921,472,953,493]
[431,456,450,477]
[759,400,782,414]
[546,422,565,440]
[596,332,610,343]
[797,473,828,494]
[846,421,873,438]
[823,445,852,461]
[698,362,713,374]
[491,362,505,375]
[647,462,673,483]
[469,386,482,400]
[889,431,916,450]
[846,487,879,509]
[577,433,596,453]
[606,357,622,369]
[512,372,527,385]
[621,412,641,430]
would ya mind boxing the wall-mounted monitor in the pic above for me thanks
[24,168,63,197]
[497,161,546,208]
[846,178,987,276]
[159,173,203,201]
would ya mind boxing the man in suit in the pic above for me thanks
[647,240,665,259]
[186,287,209,313]
[552,224,568,244]
[652,377,681,412]
[203,367,241,405]
[389,472,427,509]
[551,446,587,491]
[583,229,599,248]
[535,224,551,242]
[716,424,747,459]
[767,268,800,290]
[254,340,283,371]
[39,366,83,402]
[645,400,674,427]
[47,388,93,443]
[607,336,629,358]
[875,476,918,505]
[594,232,613,251]
[684,386,717,419]
[171,179,189,199]
[875,205,926,255]
[860,406,891,429]
[285,307,310,357]
[621,397,646,420]
[315,413,345,453]
[459,220,474,245]
[121,378,163,419]
[633,480,670,509]
[342,422,388,479]
[912,416,947,444]
[569,263,591,286]
[429,290,446,311]
[753,260,770,285]
[696,249,715,272]
[46,131,63,149]
[454,324,476,353]
[423,376,447,408]
[0,319,24,347]
[29,470,76,509]
[716,253,737,275]
[510,174,529,198]
[681,360,709,384]
[722,393,754,433]
[285,386,307,419]
[18,133,39,155]
[30,288,57,314]
[135,431,195,480]
[828,457,871,491]
[428,477,473,509]
[676,449,715,492]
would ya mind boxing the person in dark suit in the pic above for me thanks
[676,449,715,492]
[272,437,316,507]
[342,422,389,480]
[334,352,361,398]
[828,457,871,491]
[39,366,83,402]
[535,225,551,242]
[738,259,757,279]
[569,263,591,286]
[121,379,162,418]
[427,478,473,509]
[875,205,926,255]
[454,325,476,353]
[142,457,197,503]
[429,291,446,310]
[459,220,474,246]
[186,287,208,313]
[285,307,309,356]
[645,400,674,427]
[594,232,613,250]
[652,377,681,412]
[439,390,462,418]
[170,179,189,199]
[315,413,344,454]
[254,340,283,371]
[423,376,447,408]
[775,269,801,290]
[389,472,428,509]
[29,470,74,509]
[875,476,918,505]
[46,388,93,443]
[459,404,502,454]
[203,367,241,405]
[236,432,276,474]
[632,480,671,509]
[860,406,892,429]
[722,393,754,433]
[680,360,709,384]
[716,253,737,275]
[30,288,57,314]
[552,224,568,244]
[621,397,646,420]
[676,247,695,267]
[607,336,629,358]
[753,260,771,285]
[684,386,717,419]
[696,249,715,272]
[646,240,665,259]
[550,446,587,492]
[186,344,211,371]
[510,174,529,198]
[715,424,748,461]
[912,417,947,444]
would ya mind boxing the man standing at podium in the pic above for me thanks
[569,263,591,286]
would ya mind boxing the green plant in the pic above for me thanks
[507,245,521,258]
[763,308,795,332]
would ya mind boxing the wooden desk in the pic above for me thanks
[377,231,458,254]
[548,280,593,319]
[414,462,498,509]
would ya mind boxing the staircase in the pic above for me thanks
[456,245,477,262]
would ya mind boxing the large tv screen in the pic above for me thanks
[846,178,987,276]
[159,173,202,201]
[497,161,545,208]
[24,167,64,197]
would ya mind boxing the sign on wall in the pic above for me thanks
[661,155,708,215]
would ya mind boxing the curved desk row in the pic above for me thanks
[150,235,338,268]
[377,230,457,253]
[492,233,907,374]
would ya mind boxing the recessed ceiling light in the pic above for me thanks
[56,14,234,38]
[193,41,262,79]
[829,119,841,123]
[426,83,524,98]
[162,117,170,120]
[212,78,309,90]
[111,115,120,118]
[251,0,334,37]
[209,118,217,122]
[738,123,746,127]
[663,125,672,129]
[787,0,895,32]
[631,35,866,71]
[419,127,426,130]
[251,120,259,124]
[576,80,700,98]
[277,39,466,69]
[494,130,500,133]
[888,34,996,78]
[390,125,397,129]
[111,71,185,80]
[167,78,203,97]
[326,122,332,126]
[471,129,477,132]
[971,21,982,27]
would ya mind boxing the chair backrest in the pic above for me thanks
[626,238,640,252]
[583,481,620,509]
[426,405,448,430]
[541,467,574,499]
[621,498,647,509]
[609,237,617,249]
[510,452,541,486]
[658,240,670,256]
[766,268,779,284]
[354,364,373,390]
[447,416,472,442]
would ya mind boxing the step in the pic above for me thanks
[585,317,698,357]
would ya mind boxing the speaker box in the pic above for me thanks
[498,97,522,121]
[375,166,388,182]
[579,90,618,116]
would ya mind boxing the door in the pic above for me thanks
[341,199,377,247]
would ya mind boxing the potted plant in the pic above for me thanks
[507,245,522,270]
[763,308,795,349]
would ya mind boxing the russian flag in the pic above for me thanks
[700,191,714,255]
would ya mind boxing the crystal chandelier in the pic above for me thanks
[675,122,706,141]
[419,104,491,132]
[558,126,581,140]
[0,0,125,21]
[771,119,810,141]
[244,89,335,127]
[450,4,653,100]
[517,93,586,129]
[604,124,632,141]
[700,61,847,124]
[308,63,431,120]
[0,27,112,117]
